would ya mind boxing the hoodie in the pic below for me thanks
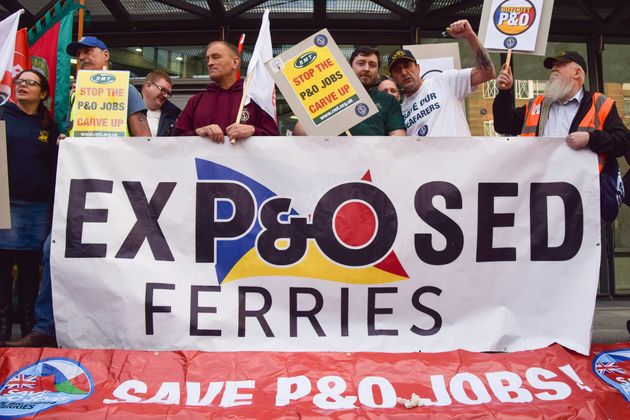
[174,79,279,137]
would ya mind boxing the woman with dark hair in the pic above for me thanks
[0,69,59,340]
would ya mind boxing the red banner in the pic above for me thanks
[1,343,629,418]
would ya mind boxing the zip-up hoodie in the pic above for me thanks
[174,79,279,137]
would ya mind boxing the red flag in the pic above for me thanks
[0,11,23,103]
[29,22,61,113]
[1,28,31,103]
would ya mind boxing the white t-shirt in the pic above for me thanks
[401,68,474,137]
[147,109,161,137]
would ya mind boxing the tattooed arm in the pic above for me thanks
[447,19,496,87]
[129,111,152,137]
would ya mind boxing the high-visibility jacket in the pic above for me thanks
[520,92,615,172]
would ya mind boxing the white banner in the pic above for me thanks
[51,137,601,354]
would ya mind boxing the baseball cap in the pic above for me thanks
[66,36,108,57]
[543,51,587,73]
[388,49,416,71]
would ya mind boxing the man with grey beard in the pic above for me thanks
[492,51,630,156]
[492,51,630,222]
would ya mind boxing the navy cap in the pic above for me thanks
[388,49,416,71]
[543,51,587,73]
[66,36,108,57]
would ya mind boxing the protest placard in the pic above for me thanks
[266,29,376,135]
[0,121,9,228]
[403,43,461,80]
[72,70,129,137]
[479,0,554,56]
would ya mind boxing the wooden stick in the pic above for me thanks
[78,0,85,40]
[231,73,254,144]
[345,130,352,136]
[505,49,512,68]
[75,0,86,79]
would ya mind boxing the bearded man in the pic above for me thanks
[493,51,630,224]
[493,51,630,156]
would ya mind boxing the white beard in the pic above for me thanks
[543,75,574,102]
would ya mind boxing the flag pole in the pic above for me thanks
[231,72,254,144]
[77,0,85,39]
[75,0,85,78]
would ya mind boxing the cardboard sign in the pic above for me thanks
[479,0,554,56]
[0,121,9,228]
[72,70,129,137]
[403,43,461,80]
[266,29,376,135]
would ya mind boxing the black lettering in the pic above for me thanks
[341,287,349,337]
[238,286,274,337]
[290,287,325,337]
[115,181,176,261]
[65,179,113,258]
[196,182,255,263]
[190,285,221,336]
[367,287,398,336]
[313,182,396,266]
[477,183,517,262]
[257,198,309,265]
[145,282,174,335]
[414,182,464,265]
[531,182,583,260]
[410,286,442,336]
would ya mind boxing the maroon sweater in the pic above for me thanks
[174,79,279,136]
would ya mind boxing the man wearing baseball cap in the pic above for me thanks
[64,36,150,137]
[389,19,495,137]
[493,51,630,221]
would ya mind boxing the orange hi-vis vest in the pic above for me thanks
[520,92,615,173]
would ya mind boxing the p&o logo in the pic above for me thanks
[493,0,537,36]
[195,159,408,285]
[0,358,93,418]
[89,73,115,84]
[593,348,630,403]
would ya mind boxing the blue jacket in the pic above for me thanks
[157,100,182,136]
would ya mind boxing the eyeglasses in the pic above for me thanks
[150,81,172,98]
[14,79,41,88]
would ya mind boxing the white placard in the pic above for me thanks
[404,43,461,79]
[0,121,8,228]
[479,0,554,56]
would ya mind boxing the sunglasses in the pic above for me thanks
[14,78,42,88]
[150,81,172,98]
